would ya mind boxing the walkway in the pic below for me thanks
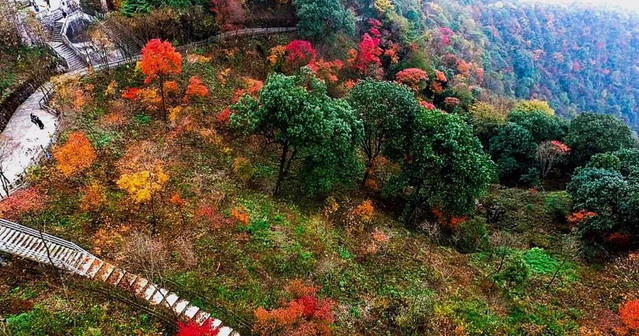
[0,26,297,198]
[0,219,238,335]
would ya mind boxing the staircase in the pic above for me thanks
[0,219,238,336]
[46,11,87,71]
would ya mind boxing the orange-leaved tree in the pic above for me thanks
[53,131,97,177]
[139,39,182,123]
[620,299,639,330]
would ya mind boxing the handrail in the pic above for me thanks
[0,219,89,253]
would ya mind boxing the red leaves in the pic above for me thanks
[549,140,570,154]
[351,33,382,74]
[122,87,141,100]
[396,68,428,92]
[253,280,335,336]
[566,209,596,226]
[285,40,317,65]
[185,76,208,99]
[0,187,47,220]
[620,299,639,330]
[140,39,182,84]
[177,319,220,336]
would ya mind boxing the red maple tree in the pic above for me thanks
[140,39,183,122]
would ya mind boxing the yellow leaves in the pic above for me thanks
[218,68,232,86]
[116,166,169,203]
[169,106,183,124]
[353,199,375,222]
[138,88,162,109]
[105,80,118,96]
[374,0,394,13]
[268,45,286,66]
[186,53,211,64]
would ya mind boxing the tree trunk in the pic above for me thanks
[274,142,289,196]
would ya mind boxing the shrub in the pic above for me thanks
[544,192,570,223]
[253,280,335,336]
[619,299,639,330]
[451,216,488,253]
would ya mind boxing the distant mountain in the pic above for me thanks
[420,0,639,129]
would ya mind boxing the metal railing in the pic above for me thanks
[0,219,97,275]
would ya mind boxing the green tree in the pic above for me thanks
[293,0,356,41]
[507,109,566,144]
[231,69,361,195]
[489,123,538,186]
[346,80,421,187]
[565,113,635,169]
[390,109,495,225]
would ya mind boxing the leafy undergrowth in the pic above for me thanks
[0,36,638,336]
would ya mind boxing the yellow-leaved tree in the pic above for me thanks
[117,165,169,234]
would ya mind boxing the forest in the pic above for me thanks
[0,0,638,335]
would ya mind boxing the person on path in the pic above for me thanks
[30,114,45,130]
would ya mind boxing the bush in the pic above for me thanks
[492,250,530,290]
[451,217,489,253]
[544,192,570,223]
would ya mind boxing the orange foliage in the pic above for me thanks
[80,181,107,211]
[0,187,47,220]
[309,59,344,84]
[620,299,639,330]
[353,200,375,222]
[567,210,597,226]
[170,193,185,208]
[432,208,467,230]
[140,39,182,84]
[396,68,428,92]
[435,70,448,82]
[53,132,97,176]
[185,76,209,99]
[163,80,179,94]
[253,280,335,336]
[231,206,249,225]
[122,87,141,100]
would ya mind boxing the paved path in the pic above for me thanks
[1,82,58,196]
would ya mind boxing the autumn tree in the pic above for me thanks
[346,80,421,187]
[139,39,182,123]
[537,140,570,182]
[293,0,355,41]
[395,68,429,92]
[253,280,335,336]
[53,132,97,177]
[390,109,495,226]
[232,69,361,195]
[210,0,246,31]
[117,165,169,234]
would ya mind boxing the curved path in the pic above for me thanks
[0,25,298,333]
[0,26,297,198]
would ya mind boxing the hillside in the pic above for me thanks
[418,0,639,129]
